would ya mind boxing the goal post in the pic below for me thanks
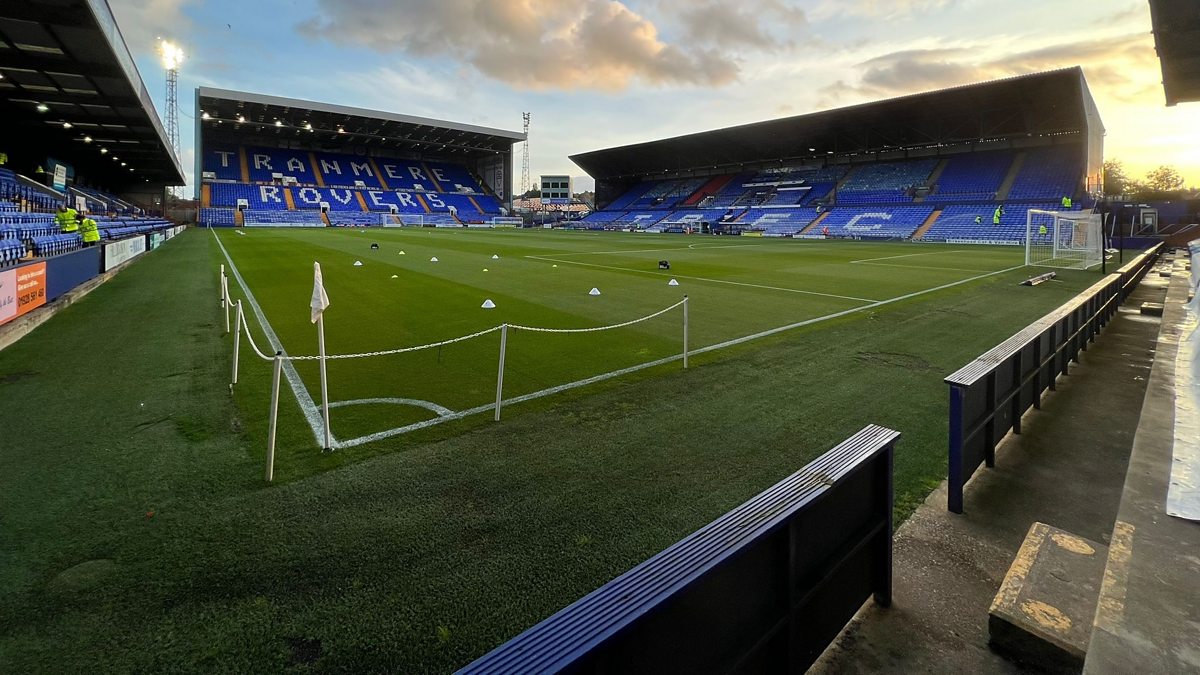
[1025,209,1103,270]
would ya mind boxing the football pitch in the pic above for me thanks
[2,229,1108,671]
[216,227,1054,453]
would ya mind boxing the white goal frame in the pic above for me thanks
[1025,209,1103,270]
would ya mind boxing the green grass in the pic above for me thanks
[0,228,1100,672]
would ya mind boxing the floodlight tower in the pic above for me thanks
[159,40,183,160]
[521,112,531,199]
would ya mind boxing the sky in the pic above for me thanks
[107,0,1198,193]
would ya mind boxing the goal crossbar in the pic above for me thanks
[1025,209,1102,270]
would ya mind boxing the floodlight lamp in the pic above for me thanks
[159,40,184,70]
[62,121,72,129]
[83,136,92,143]
[201,111,211,120]
[99,147,108,154]
[275,120,283,127]
[36,103,49,113]
[237,115,245,123]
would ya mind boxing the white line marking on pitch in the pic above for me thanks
[850,249,967,264]
[337,262,1024,448]
[526,255,879,303]
[329,397,454,417]
[851,261,997,273]
[546,243,773,257]
[212,229,333,448]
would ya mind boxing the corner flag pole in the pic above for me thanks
[311,261,333,451]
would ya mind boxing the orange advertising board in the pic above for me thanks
[14,261,47,320]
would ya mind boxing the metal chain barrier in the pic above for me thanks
[508,299,686,334]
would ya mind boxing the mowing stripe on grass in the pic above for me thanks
[211,229,332,447]
[525,255,879,303]
[334,262,1025,448]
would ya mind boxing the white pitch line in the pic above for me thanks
[851,261,997,273]
[212,229,332,448]
[526,255,879,303]
[850,249,967,264]
[545,243,773,257]
[336,262,1025,448]
[329,397,454,417]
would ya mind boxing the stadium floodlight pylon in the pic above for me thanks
[1025,209,1103,270]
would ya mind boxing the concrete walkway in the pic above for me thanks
[811,271,1171,674]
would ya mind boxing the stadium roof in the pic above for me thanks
[196,87,526,159]
[0,0,184,187]
[571,68,1098,180]
[1148,0,1200,106]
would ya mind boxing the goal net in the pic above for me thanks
[1025,209,1102,270]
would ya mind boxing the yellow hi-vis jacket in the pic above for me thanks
[80,218,100,243]
[57,208,78,231]
[993,208,1002,225]
[1061,196,1073,208]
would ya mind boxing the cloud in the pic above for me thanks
[811,0,960,20]
[296,0,740,91]
[673,0,807,50]
[107,0,193,54]
[818,32,1159,106]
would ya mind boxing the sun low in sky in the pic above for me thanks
[111,0,1196,189]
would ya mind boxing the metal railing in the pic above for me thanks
[458,425,899,674]
[945,244,1162,513]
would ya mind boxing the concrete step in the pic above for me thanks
[989,522,1107,673]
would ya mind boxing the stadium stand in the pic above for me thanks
[203,146,244,181]
[835,158,937,204]
[818,205,935,238]
[920,202,1082,242]
[0,167,65,211]
[1007,147,1082,200]
[200,207,237,227]
[739,207,821,235]
[933,152,1013,201]
[243,210,324,227]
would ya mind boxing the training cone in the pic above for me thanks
[589,287,601,296]
[483,268,489,272]
[353,260,363,266]
[481,299,496,309]
[668,278,679,286]
[398,250,406,255]
[491,254,499,259]
[430,256,439,262]
[390,274,398,279]
[552,264,558,268]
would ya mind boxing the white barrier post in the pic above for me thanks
[494,323,508,421]
[223,275,231,334]
[317,315,333,450]
[682,295,689,369]
[219,264,226,303]
[231,301,243,387]
[265,351,283,482]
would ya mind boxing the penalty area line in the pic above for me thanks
[336,262,1025,448]
[526,254,879,303]
[850,249,967,264]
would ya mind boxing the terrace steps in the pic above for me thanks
[200,183,211,208]
[369,158,390,190]
[912,209,942,238]
[684,174,734,206]
[799,210,831,234]
[995,152,1026,201]
[320,211,330,226]
[421,162,445,192]
[234,210,244,226]
[238,147,250,183]
[915,159,952,202]
[830,166,858,203]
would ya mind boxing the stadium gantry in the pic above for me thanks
[570,68,1103,245]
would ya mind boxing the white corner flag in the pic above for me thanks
[311,262,330,324]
